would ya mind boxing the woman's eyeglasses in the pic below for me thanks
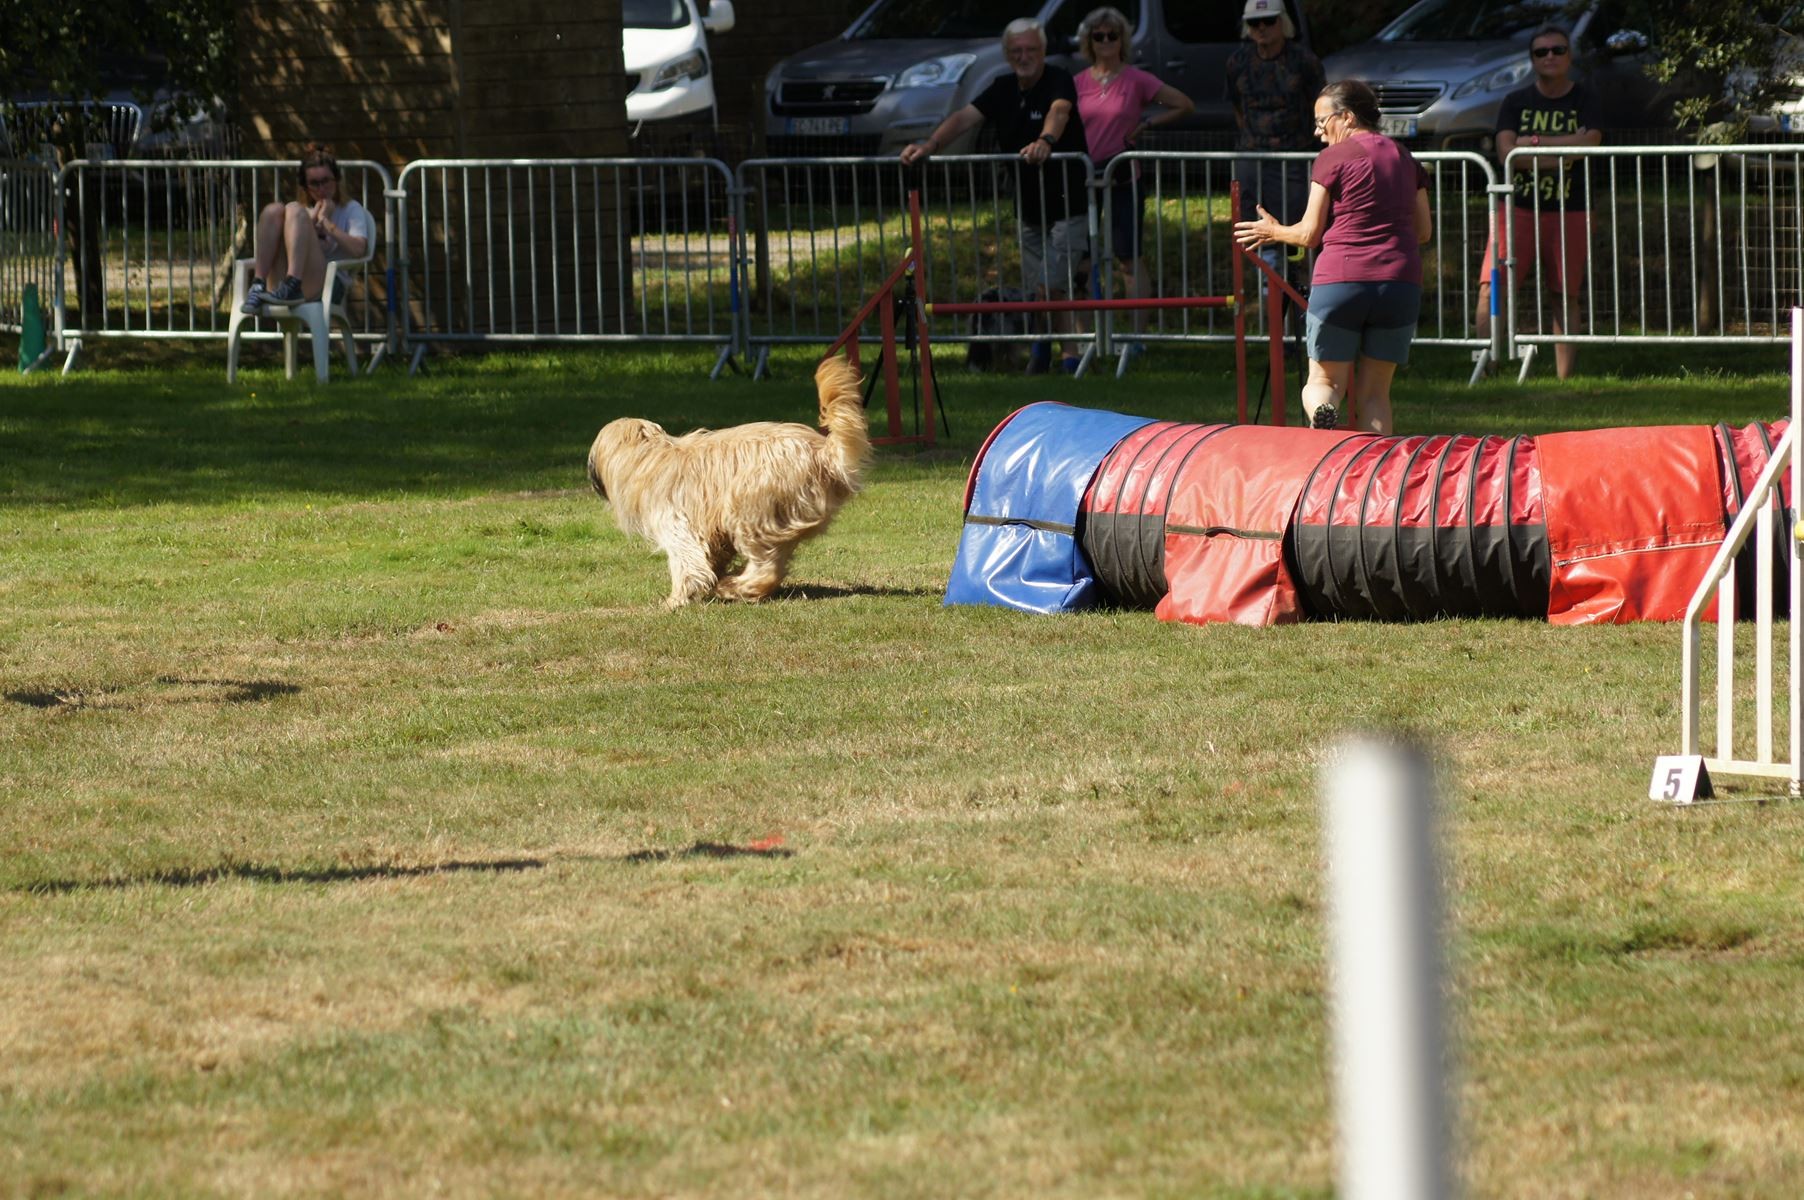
[1312,111,1340,132]
[1247,16,1279,28]
[304,175,336,188]
[1090,29,1120,42]
[1531,44,1569,57]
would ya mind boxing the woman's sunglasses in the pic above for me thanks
[1531,44,1569,57]
[1247,16,1279,27]
[1090,29,1120,42]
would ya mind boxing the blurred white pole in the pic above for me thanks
[1323,737,1456,1200]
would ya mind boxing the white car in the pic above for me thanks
[624,0,736,136]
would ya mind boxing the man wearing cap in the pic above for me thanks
[1225,0,1323,284]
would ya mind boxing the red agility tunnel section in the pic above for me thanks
[957,404,1792,626]
[1290,434,1548,622]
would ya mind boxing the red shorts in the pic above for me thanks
[1480,203,1589,297]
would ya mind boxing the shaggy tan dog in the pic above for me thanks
[587,356,871,608]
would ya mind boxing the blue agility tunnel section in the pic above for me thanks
[944,402,1158,612]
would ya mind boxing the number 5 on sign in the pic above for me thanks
[1649,755,1714,804]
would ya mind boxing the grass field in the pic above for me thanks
[4,339,1804,1198]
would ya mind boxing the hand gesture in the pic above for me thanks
[1021,137,1051,165]
[1232,204,1278,250]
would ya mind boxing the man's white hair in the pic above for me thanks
[1002,17,1048,50]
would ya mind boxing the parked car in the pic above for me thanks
[1323,0,1690,152]
[624,0,736,138]
[763,0,1312,157]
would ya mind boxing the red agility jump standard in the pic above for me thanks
[823,184,1289,434]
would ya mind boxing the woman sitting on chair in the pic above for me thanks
[241,144,374,315]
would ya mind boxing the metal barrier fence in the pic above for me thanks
[735,151,1498,377]
[50,159,394,371]
[393,158,741,375]
[735,153,1101,373]
[13,144,1804,380]
[1094,151,1498,366]
[1502,144,1804,374]
[1,159,57,338]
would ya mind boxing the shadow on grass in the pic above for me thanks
[618,841,795,863]
[771,583,942,601]
[6,679,302,710]
[17,857,546,894]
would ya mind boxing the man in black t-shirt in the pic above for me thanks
[903,18,1090,373]
[1473,23,1602,380]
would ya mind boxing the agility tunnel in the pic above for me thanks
[945,404,1793,626]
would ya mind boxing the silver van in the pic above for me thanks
[764,0,1311,156]
[1322,0,1683,152]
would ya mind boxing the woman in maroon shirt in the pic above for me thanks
[1232,80,1431,434]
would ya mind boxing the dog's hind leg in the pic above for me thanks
[659,526,717,610]
[717,540,795,603]
[708,537,742,598]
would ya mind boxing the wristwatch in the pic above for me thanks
[1038,133,1055,145]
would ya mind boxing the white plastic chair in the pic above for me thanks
[225,255,369,383]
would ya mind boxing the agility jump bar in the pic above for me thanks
[923,295,1237,316]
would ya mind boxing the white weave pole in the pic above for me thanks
[1323,737,1456,1200]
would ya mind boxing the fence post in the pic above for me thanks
[1322,736,1456,1200]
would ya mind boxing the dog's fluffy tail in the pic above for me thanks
[814,355,872,486]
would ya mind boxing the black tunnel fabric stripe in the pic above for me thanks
[1125,424,1190,608]
[1286,441,1342,618]
[1326,438,1387,618]
[1093,423,1170,607]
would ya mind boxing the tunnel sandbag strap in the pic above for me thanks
[1539,425,1726,624]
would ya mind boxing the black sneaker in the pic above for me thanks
[1310,402,1338,430]
[264,276,304,306]
[239,278,266,315]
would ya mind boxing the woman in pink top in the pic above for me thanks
[1232,80,1431,434]
[1072,6,1193,358]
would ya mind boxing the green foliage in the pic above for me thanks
[0,0,236,132]
[1630,0,1794,135]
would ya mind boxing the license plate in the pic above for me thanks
[1379,116,1418,138]
[786,117,851,136]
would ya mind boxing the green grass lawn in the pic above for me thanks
[3,340,1803,1198]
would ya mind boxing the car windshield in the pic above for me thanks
[625,0,687,30]
[1380,0,1569,41]
[852,0,1045,39]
